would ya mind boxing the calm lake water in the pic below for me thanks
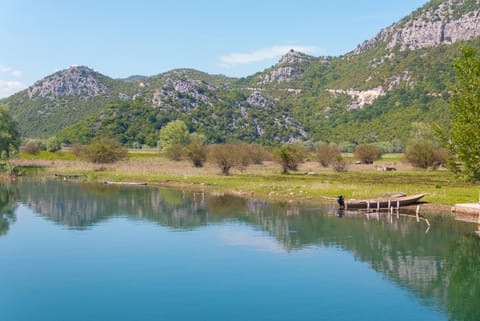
[0,179,479,321]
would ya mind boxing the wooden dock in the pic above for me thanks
[453,203,480,214]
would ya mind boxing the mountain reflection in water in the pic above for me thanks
[1,179,479,321]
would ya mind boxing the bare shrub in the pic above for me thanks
[315,143,341,167]
[404,140,448,169]
[247,143,270,165]
[354,144,382,164]
[163,144,184,161]
[186,139,207,168]
[21,140,42,155]
[332,155,347,172]
[71,144,85,157]
[209,143,249,176]
[82,138,127,164]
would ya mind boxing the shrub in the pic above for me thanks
[46,136,62,152]
[244,143,269,165]
[235,143,252,171]
[163,144,184,161]
[315,143,341,167]
[71,144,85,157]
[209,143,246,176]
[21,140,43,155]
[274,144,305,174]
[354,144,382,164]
[82,138,127,164]
[332,155,347,172]
[186,134,207,167]
[404,140,448,169]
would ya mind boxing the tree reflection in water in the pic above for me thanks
[0,183,18,236]
[5,179,480,321]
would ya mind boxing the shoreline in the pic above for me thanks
[3,156,480,222]
[2,170,462,216]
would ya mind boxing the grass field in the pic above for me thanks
[8,150,479,212]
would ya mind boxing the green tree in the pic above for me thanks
[159,120,191,161]
[46,136,62,152]
[159,120,190,149]
[410,122,437,142]
[443,47,480,181]
[0,105,20,160]
[274,144,305,174]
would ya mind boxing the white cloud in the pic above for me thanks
[0,64,22,78]
[218,45,323,68]
[0,79,25,98]
[217,227,283,253]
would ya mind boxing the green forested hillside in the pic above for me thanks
[56,89,307,147]
[3,0,480,148]
[280,40,473,144]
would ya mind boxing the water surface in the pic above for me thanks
[0,180,479,321]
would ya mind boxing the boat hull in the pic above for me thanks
[104,181,147,186]
[344,193,426,210]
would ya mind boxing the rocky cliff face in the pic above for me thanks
[354,0,480,54]
[27,66,109,100]
[152,78,213,109]
[258,50,323,85]
[326,87,386,110]
[247,91,275,109]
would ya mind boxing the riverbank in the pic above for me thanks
[7,153,479,216]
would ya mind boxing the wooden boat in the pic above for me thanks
[104,180,147,186]
[338,193,427,210]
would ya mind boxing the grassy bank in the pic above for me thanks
[8,151,479,212]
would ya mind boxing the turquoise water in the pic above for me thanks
[0,180,479,321]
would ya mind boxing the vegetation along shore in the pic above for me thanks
[4,147,478,217]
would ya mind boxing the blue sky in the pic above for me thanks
[0,0,428,98]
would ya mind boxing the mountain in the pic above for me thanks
[3,66,127,137]
[54,68,308,145]
[354,0,480,54]
[3,0,480,147]
[117,75,146,82]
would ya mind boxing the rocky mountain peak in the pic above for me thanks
[27,65,109,99]
[278,49,312,65]
[354,0,480,54]
[257,50,319,85]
